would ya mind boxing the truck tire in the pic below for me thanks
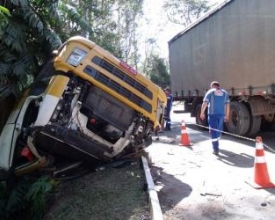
[195,104,208,130]
[225,101,250,136]
[246,115,261,137]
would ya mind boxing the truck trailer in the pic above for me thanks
[169,0,275,136]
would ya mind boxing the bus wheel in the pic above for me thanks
[225,101,250,136]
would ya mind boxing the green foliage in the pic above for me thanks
[163,0,210,26]
[0,0,146,92]
[0,175,57,220]
[26,176,57,220]
[147,55,170,89]
[0,0,62,94]
[0,5,10,41]
[0,0,150,108]
[113,0,144,65]
[5,178,29,215]
[59,2,94,38]
[0,5,10,16]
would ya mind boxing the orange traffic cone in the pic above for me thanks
[246,136,275,189]
[179,120,191,146]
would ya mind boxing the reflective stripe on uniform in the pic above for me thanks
[211,137,220,142]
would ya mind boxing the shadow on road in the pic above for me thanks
[217,149,254,168]
[264,188,275,195]
[150,165,192,212]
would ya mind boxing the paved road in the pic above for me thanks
[147,103,275,220]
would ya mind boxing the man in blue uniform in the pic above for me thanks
[163,87,173,131]
[200,81,230,155]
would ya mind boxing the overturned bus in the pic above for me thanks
[0,36,167,179]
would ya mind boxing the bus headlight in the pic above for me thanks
[66,48,87,66]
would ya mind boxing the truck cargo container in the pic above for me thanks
[169,0,275,136]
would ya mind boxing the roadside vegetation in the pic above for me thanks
[0,176,57,220]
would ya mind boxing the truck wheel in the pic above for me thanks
[225,101,250,136]
[195,104,208,130]
[246,115,261,137]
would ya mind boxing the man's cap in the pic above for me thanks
[210,81,220,87]
[164,86,171,91]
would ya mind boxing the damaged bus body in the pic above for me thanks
[0,36,167,179]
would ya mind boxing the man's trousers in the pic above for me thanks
[208,115,224,152]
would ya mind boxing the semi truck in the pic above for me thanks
[169,0,275,136]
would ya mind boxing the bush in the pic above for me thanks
[0,175,57,220]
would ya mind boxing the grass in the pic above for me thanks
[44,160,150,220]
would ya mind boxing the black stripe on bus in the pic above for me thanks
[83,65,152,113]
[92,56,153,100]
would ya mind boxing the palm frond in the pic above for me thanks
[25,176,54,201]
[2,23,27,54]
[23,7,44,33]
[0,5,10,39]
[25,176,56,219]
[0,62,11,76]
[20,2,62,50]
[6,177,29,213]
[10,0,28,7]
[0,5,11,16]
[43,28,62,50]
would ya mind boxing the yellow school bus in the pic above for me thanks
[0,36,166,179]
